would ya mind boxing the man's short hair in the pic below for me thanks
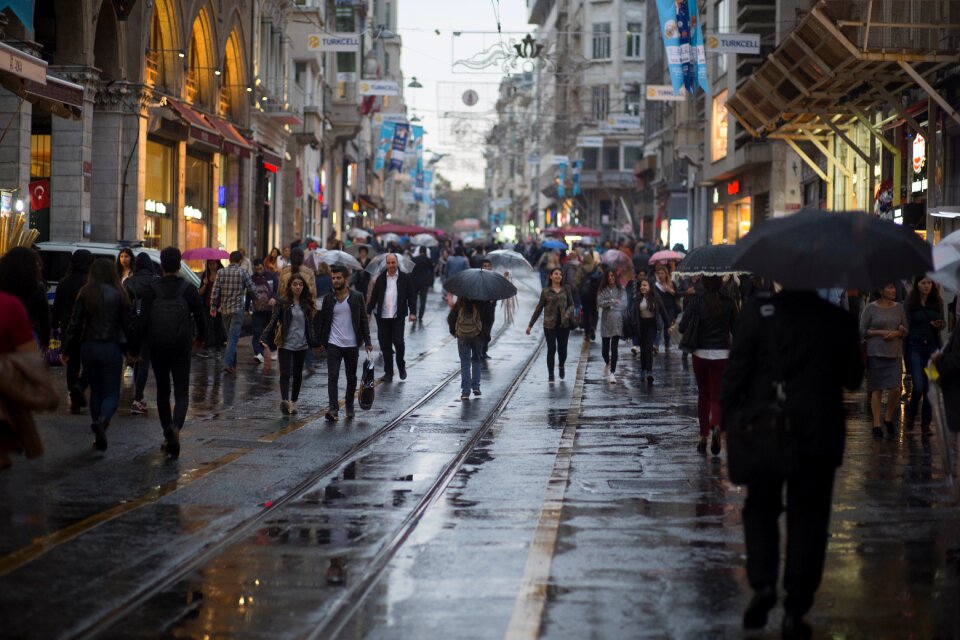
[159,246,181,274]
[330,265,349,277]
[481,258,492,267]
[253,258,264,267]
[229,250,243,264]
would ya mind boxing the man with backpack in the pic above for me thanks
[249,259,278,364]
[138,247,206,458]
[448,297,485,400]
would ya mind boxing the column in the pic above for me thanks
[0,91,32,215]
[49,69,96,242]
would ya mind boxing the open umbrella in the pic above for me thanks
[365,253,415,275]
[379,232,402,245]
[348,228,372,239]
[443,269,518,301]
[601,249,632,270]
[930,233,960,292]
[412,233,439,247]
[648,250,684,265]
[181,247,230,261]
[542,239,567,250]
[346,243,378,258]
[578,236,597,245]
[732,209,933,290]
[487,249,533,271]
[317,250,363,270]
[675,244,747,276]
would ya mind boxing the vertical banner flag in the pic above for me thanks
[408,125,424,199]
[388,123,410,173]
[374,121,396,172]
[572,160,582,196]
[655,0,707,96]
[689,0,709,94]
[557,161,567,199]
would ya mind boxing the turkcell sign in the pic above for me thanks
[308,33,361,52]
[577,136,604,148]
[552,155,569,164]
[360,80,399,96]
[705,33,760,54]
[646,85,687,102]
[606,115,642,130]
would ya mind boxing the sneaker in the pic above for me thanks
[131,400,147,415]
[558,364,565,380]
[631,347,638,355]
[222,365,237,374]
[345,406,355,419]
[290,402,299,415]
[603,364,610,376]
[90,420,107,452]
[380,374,394,383]
[607,373,616,384]
[254,353,264,364]
[398,364,407,380]
[473,388,481,396]
[710,426,721,456]
[460,393,470,401]
[548,374,555,383]
[281,400,290,415]
[324,411,339,422]
[271,352,278,361]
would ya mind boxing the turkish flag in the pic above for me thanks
[30,179,50,211]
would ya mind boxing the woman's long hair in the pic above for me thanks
[80,257,129,316]
[116,247,135,277]
[905,276,942,312]
[701,275,723,316]
[284,272,315,315]
[0,246,41,303]
[598,267,622,294]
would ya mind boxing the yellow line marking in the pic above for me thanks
[504,338,590,640]
[0,449,250,577]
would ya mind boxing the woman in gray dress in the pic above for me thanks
[598,268,626,384]
[860,282,908,438]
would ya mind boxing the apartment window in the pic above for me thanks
[715,0,728,77]
[623,145,643,170]
[385,1,392,28]
[603,147,620,171]
[591,85,610,121]
[384,52,391,75]
[294,62,307,88]
[335,5,355,32]
[624,87,641,116]
[711,89,729,161]
[592,23,611,60]
[626,22,643,59]
[583,148,599,170]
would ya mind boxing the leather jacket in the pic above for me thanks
[63,284,134,353]
[260,299,319,350]
[317,290,372,348]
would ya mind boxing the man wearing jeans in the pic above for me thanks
[211,250,256,374]
[317,266,372,421]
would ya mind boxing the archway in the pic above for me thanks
[93,0,122,81]
[145,0,181,92]
[221,27,247,122]
[186,6,217,109]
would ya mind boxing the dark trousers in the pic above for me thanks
[326,344,360,411]
[278,348,308,401]
[133,342,151,402]
[150,347,191,431]
[66,349,86,393]
[376,316,406,375]
[81,341,124,427]
[601,336,620,373]
[582,303,598,338]
[251,310,272,356]
[905,341,936,425]
[417,284,430,320]
[692,356,727,437]
[203,304,225,350]
[638,317,657,372]
[743,465,836,617]
[544,327,570,377]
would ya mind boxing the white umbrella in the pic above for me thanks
[930,242,960,292]
[379,232,402,245]
[365,253,414,275]
[348,228,372,239]
[318,249,363,270]
[412,233,438,247]
[487,249,533,271]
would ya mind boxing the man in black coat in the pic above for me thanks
[721,290,863,639]
[478,259,497,358]
[53,249,94,413]
[124,253,159,415]
[410,246,434,321]
[366,253,417,382]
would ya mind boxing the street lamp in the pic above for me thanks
[407,76,423,89]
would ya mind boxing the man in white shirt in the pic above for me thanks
[366,254,417,382]
[318,266,372,421]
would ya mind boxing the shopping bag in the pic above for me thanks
[359,357,376,410]
[44,329,63,367]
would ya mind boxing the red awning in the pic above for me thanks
[0,72,84,120]
[166,99,222,149]
[546,226,602,237]
[208,117,253,158]
[258,144,283,170]
[373,223,432,235]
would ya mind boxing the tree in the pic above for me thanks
[433,173,487,233]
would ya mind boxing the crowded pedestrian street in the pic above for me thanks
[1,279,957,638]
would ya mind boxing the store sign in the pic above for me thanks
[912,178,928,194]
[145,199,169,215]
[552,155,569,164]
[308,34,361,52]
[576,136,604,148]
[359,80,399,96]
[605,115,642,130]
[704,33,760,54]
[183,205,203,220]
[727,179,740,196]
[912,133,925,173]
[0,41,47,84]
[646,85,687,101]
[336,72,357,83]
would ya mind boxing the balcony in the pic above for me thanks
[262,95,303,127]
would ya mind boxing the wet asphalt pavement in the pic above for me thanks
[1,276,958,639]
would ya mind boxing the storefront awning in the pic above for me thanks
[208,117,253,158]
[357,193,382,210]
[166,99,222,150]
[258,144,283,171]
[0,71,84,120]
[726,0,960,141]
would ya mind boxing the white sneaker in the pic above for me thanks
[271,352,278,361]
[255,353,264,364]
[603,364,610,376]
[607,373,617,384]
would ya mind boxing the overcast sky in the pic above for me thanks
[397,0,529,189]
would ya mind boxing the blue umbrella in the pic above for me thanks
[542,240,567,250]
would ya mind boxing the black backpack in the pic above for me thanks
[147,281,192,348]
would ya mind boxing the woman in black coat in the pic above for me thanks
[53,250,94,412]
[631,278,669,385]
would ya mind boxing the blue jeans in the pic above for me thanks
[458,336,483,393]
[251,311,271,356]
[906,341,936,425]
[222,312,244,367]
[81,341,124,426]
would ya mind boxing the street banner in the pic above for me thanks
[388,123,410,173]
[655,0,708,96]
[572,160,582,196]
[307,33,361,52]
[374,121,395,172]
[359,80,399,96]
[646,84,687,101]
[552,155,569,165]
[558,161,567,199]
[705,32,760,54]
[690,0,709,94]
[577,135,604,147]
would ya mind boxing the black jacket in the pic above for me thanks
[411,255,434,289]
[63,284,136,354]
[261,299,319,350]
[124,266,159,312]
[937,328,960,432]
[721,292,863,468]
[366,271,417,319]
[53,273,88,334]
[680,292,738,350]
[138,275,206,348]
[317,290,372,348]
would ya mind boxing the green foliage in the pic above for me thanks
[434,173,487,233]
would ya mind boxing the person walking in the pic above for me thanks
[653,265,681,353]
[443,247,470,306]
[580,263,601,341]
[0,246,50,351]
[411,246,434,322]
[210,250,257,374]
[527,267,575,383]
[598,268,626,384]
[198,259,224,356]
[449,297,485,400]
[366,254,417,382]
[316,266,372,422]
[138,247,206,458]
[315,261,334,300]
[351,245,373,302]
[501,270,517,325]
[931,310,960,433]
[260,273,318,415]
[123,253,159,415]
[62,258,137,452]
[633,278,670,385]
[860,282,908,438]
[721,290,862,639]
[903,276,944,433]
[116,247,134,283]
[249,259,279,364]
[52,249,94,414]
[279,247,318,299]
[679,275,738,455]
[478,258,497,359]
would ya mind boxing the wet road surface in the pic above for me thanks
[1,278,958,638]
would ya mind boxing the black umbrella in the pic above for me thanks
[675,244,746,276]
[732,209,932,290]
[443,268,518,301]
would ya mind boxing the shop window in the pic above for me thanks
[711,90,728,162]
[711,208,724,244]
[184,152,212,252]
[31,134,51,178]
[144,139,174,249]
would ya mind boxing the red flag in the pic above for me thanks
[30,179,50,211]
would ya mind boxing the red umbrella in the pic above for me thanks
[546,226,602,237]
[182,247,230,261]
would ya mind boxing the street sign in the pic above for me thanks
[704,33,760,55]
[359,80,399,96]
[0,41,47,85]
[577,136,604,148]
[462,89,479,107]
[605,115,642,130]
[646,85,687,101]
[307,33,361,52]
[552,155,569,164]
